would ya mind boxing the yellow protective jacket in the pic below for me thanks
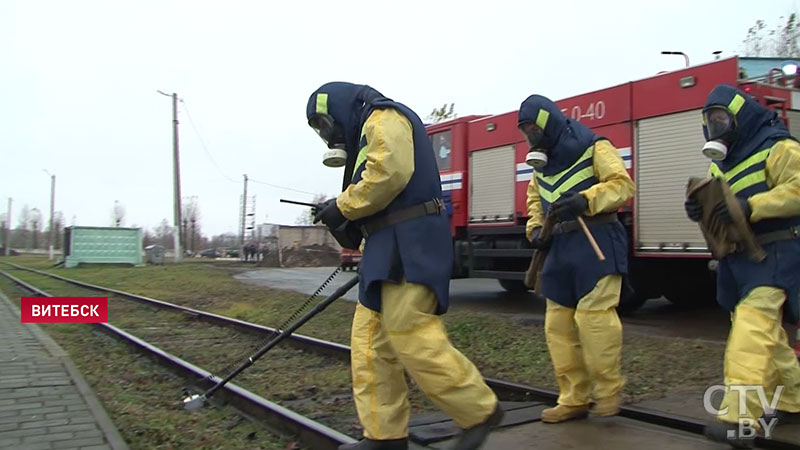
[335,105,453,313]
[336,109,415,220]
[525,139,634,239]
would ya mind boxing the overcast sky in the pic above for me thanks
[2,0,798,236]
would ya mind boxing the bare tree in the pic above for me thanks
[742,13,800,57]
[52,211,65,250]
[142,228,157,247]
[111,200,125,227]
[12,205,31,248]
[777,13,800,57]
[427,103,457,123]
[30,208,42,249]
[155,219,173,249]
[182,197,202,254]
[0,212,7,250]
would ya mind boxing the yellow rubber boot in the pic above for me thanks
[540,404,590,423]
[592,396,621,417]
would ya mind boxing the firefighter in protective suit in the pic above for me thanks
[684,84,800,448]
[519,95,634,423]
[306,82,503,450]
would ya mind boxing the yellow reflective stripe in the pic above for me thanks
[539,186,556,203]
[539,146,594,186]
[720,148,770,181]
[555,166,595,197]
[728,94,745,115]
[730,171,767,194]
[352,145,368,179]
[316,93,328,115]
[709,163,722,178]
[538,166,595,203]
[536,109,550,130]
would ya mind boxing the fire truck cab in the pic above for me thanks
[426,56,800,310]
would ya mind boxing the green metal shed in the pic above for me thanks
[63,226,143,268]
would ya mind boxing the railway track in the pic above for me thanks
[2,262,798,449]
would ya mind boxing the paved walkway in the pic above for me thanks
[0,291,127,450]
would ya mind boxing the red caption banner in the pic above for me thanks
[20,297,108,323]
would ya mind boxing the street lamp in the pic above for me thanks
[661,51,690,68]
[43,170,55,260]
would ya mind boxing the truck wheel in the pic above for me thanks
[498,279,530,293]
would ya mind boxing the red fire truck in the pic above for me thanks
[422,56,800,311]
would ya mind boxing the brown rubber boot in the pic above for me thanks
[540,404,590,423]
[592,396,621,417]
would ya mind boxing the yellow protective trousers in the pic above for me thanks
[718,286,800,424]
[544,274,624,406]
[350,279,498,440]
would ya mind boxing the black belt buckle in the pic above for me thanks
[791,226,799,239]
[426,198,444,215]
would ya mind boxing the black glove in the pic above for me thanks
[684,197,703,222]
[529,227,550,250]
[313,198,347,230]
[714,197,752,224]
[550,192,588,221]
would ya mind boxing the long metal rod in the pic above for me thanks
[280,199,317,208]
[201,275,358,400]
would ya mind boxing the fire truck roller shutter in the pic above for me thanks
[635,108,717,306]
[469,146,516,223]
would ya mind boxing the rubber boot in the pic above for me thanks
[451,404,504,450]
[540,404,590,423]
[703,422,755,449]
[591,396,620,417]
[338,438,408,450]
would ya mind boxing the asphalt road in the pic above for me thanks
[234,267,739,342]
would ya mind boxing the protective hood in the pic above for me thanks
[307,82,387,189]
[703,84,792,170]
[518,95,599,175]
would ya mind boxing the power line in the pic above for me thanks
[179,100,318,197]
[180,100,238,183]
[248,178,317,196]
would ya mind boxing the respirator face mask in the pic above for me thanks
[702,107,736,160]
[309,113,347,167]
[519,121,548,168]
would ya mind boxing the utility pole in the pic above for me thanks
[3,198,10,256]
[241,174,248,255]
[44,172,55,260]
[158,90,183,263]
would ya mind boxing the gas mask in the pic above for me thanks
[519,121,548,167]
[308,113,348,167]
[702,107,736,160]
